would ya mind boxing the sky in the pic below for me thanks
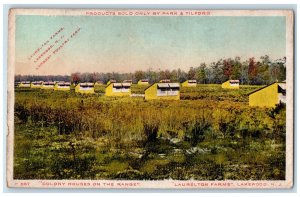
[15,15,286,75]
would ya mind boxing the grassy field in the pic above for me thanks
[14,84,286,180]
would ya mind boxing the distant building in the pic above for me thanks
[182,80,197,87]
[54,82,71,91]
[105,83,131,96]
[75,82,95,94]
[145,83,180,100]
[41,81,55,90]
[31,81,43,88]
[106,80,117,85]
[137,79,149,85]
[95,81,104,85]
[159,79,171,83]
[221,80,240,89]
[18,81,31,88]
[249,82,286,107]
[123,80,133,84]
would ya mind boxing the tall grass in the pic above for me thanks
[14,86,286,180]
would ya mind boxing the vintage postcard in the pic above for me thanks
[7,9,294,189]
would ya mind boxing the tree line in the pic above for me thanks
[15,55,286,85]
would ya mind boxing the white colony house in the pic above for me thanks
[112,83,131,92]
[187,80,197,86]
[157,83,180,96]
[79,82,94,90]
[123,80,133,84]
[20,81,31,87]
[139,79,149,84]
[57,82,71,89]
[43,81,55,88]
[160,79,171,83]
[31,81,43,87]
[229,80,239,87]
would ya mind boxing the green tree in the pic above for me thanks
[231,57,242,80]
[187,67,196,79]
[196,63,207,84]
[134,70,145,81]
[210,60,226,84]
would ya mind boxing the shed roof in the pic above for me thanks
[157,83,169,88]
[122,83,131,87]
[160,79,171,83]
[44,82,55,85]
[169,83,180,88]
[111,83,131,88]
[80,82,94,86]
[32,81,43,84]
[157,83,180,88]
[145,83,181,91]
[58,82,71,85]
[248,82,286,95]
[144,83,155,91]
[113,83,122,87]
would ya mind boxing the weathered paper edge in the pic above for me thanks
[7,8,16,188]
[6,8,295,189]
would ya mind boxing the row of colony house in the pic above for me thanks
[220,80,286,107]
[18,81,72,91]
[17,79,182,100]
[17,79,286,107]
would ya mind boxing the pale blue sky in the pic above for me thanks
[15,15,286,75]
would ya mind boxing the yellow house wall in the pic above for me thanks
[41,85,54,90]
[54,84,59,90]
[145,84,158,100]
[75,84,95,94]
[249,83,279,107]
[19,83,30,87]
[181,81,189,87]
[138,80,149,85]
[221,81,239,89]
[105,84,131,96]
[54,84,70,91]
[144,83,180,100]
[105,84,113,96]
[107,81,115,85]
[181,81,196,87]
[30,84,42,88]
